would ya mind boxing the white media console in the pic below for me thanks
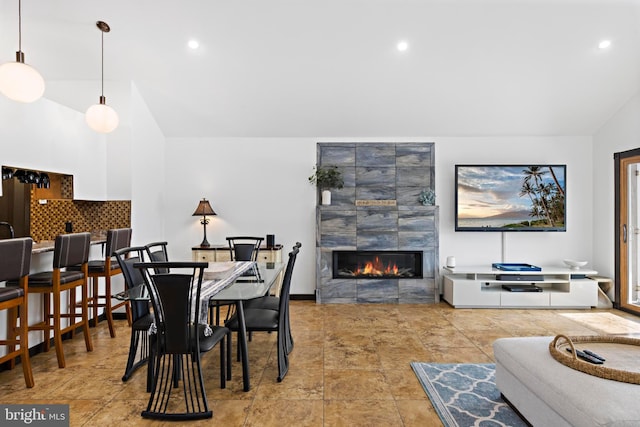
[442,265,598,308]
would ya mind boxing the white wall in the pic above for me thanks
[130,83,166,246]
[163,137,318,294]
[0,96,106,195]
[163,136,596,295]
[593,93,640,281]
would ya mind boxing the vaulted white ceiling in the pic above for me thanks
[1,0,639,137]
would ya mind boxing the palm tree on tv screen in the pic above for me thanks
[520,166,564,227]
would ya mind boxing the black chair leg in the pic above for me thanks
[122,330,140,381]
[220,335,226,389]
[226,332,232,380]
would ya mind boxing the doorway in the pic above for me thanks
[615,148,640,314]
[0,178,30,238]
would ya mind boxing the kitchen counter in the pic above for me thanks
[31,231,107,254]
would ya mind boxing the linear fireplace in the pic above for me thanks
[333,250,423,279]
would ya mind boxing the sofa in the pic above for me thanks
[493,336,640,426]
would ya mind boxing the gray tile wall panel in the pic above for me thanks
[320,233,357,249]
[355,187,396,201]
[396,144,433,166]
[396,166,432,187]
[357,232,398,250]
[355,167,396,187]
[396,188,425,206]
[321,279,357,299]
[398,232,433,249]
[356,144,396,166]
[357,279,399,299]
[319,144,355,166]
[320,209,357,232]
[398,209,436,231]
[422,250,436,278]
[338,167,356,187]
[356,210,398,231]
[398,278,433,299]
[329,187,356,207]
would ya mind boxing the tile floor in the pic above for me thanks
[2,301,640,426]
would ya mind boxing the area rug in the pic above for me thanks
[411,362,528,427]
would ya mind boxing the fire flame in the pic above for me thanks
[356,256,399,276]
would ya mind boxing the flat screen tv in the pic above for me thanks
[455,164,566,232]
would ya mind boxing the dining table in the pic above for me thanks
[114,260,286,392]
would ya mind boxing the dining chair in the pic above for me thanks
[69,228,132,337]
[0,237,34,387]
[135,261,229,421]
[244,242,300,353]
[209,237,263,326]
[144,241,169,273]
[226,236,263,261]
[225,245,299,382]
[26,232,93,368]
[113,246,155,387]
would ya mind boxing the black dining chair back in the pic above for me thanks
[226,236,263,261]
[113,246,154,386]
[226,244,300,382]
[243,242,301,353]
[143,241,169,273]
[135,261,229,421]
[0,237,34,387]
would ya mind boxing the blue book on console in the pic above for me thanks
[492,263,542,272]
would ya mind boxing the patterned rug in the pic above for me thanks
[411,363,528,427]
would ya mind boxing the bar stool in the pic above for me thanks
[0,237,34,387]
[27,232,93,368]
[71,228,132,337]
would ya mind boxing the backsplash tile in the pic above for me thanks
[29,194,130,242]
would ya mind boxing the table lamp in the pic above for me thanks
[193,198,216,247]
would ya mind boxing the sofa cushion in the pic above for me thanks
[494,336,640,427]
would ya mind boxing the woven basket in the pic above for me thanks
[549,334,640,384]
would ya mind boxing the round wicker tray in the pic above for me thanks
[549,334,640,384]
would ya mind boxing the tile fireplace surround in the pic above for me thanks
[315,142,439,303]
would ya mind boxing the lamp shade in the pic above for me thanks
[193,198,216,216]
[0,60,45,103]
[86,101,119,133]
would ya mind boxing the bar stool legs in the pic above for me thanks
[27,233,93,368]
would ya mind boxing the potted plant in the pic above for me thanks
[308,165,344,205]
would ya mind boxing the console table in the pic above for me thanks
[442,265,598,309]
[192,244,283,263]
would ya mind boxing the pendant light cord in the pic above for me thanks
[18,0,22,53]
[101,29,104,97]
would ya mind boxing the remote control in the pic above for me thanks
[583,349,606,362]
[566,347,604,364]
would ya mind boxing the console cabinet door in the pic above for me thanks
[550,280,598,307]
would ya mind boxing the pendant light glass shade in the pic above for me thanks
[0,1,45,103]
[0,59,45,103]
[85,21,118,133]
[86,96,119,133]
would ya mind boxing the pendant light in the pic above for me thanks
[0,0,45,103]
[85,21,119,133]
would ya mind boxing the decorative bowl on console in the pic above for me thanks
[563,259,588,270]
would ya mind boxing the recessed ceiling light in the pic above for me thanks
[188,39,200,50]
[397,41,409,52]
[598,40,611,49]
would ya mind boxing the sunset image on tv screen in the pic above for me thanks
[456,165,566,231]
